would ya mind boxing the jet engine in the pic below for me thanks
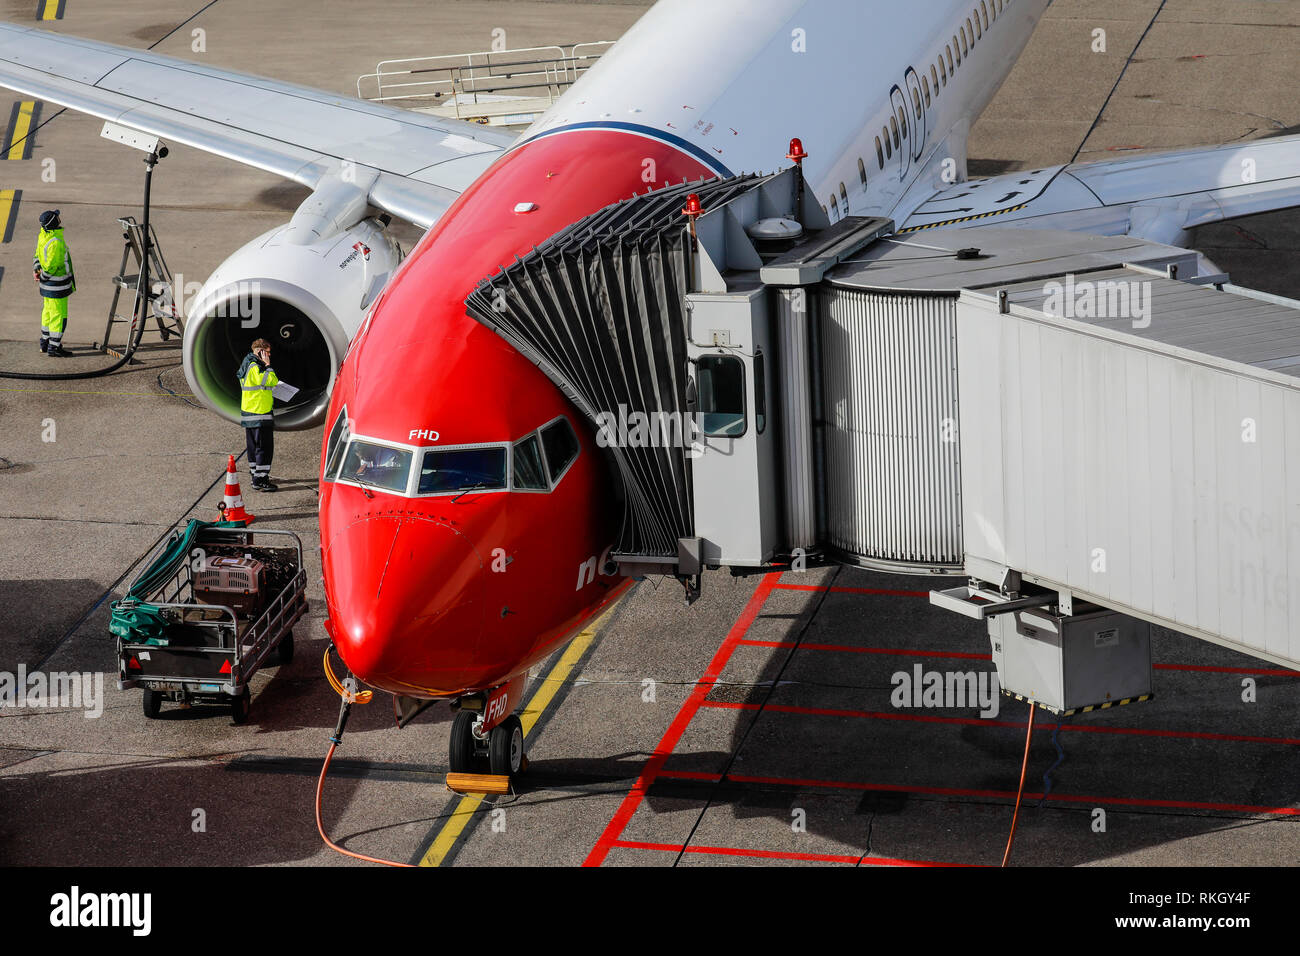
[182,214,402,430]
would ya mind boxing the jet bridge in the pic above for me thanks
[465,167,1300,711]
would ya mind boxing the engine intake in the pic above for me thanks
[183,216,400,430]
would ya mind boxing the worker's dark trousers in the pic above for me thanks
[245,423,274,483]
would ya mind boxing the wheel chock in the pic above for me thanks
[446,772,512,795]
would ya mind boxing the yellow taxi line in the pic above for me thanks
[418,606,618,866]
[39,1,64,22]
[6,101,35,160]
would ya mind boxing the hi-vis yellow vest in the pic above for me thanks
[34,227,74,298]
[239,358,279,424]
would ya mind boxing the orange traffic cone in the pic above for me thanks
[219,455,254,525]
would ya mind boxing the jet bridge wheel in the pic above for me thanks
[489,714,525,776]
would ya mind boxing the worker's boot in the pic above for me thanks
[253,478,278,492]
[46,345,71,357]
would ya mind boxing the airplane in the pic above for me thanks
[2,0,1298,776]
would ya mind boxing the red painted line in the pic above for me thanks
[584,572,780,867]
[609,839,976,867]
[1154,662,1298,677]
[739,639,989,660]
[741,640,1297,677]
[664,770,1300,817]
[700,700,1300,746]
[775,583,929,598]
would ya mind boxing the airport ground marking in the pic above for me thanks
[700,700,1300,747]
[0,188,21,242]
[417,603,620,866]
[609,839,974,866]
[584,572,780,867]
[740,638,1297,678]
[37,0,66,21]
[775,583,929,598]
[4,101,40,160]
[655,769,1300,818]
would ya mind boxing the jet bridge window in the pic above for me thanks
[697,355,746,438]
[541,417,580,483]
[418,445,507,495]
[338,440,412,494]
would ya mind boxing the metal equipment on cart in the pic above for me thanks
[111,520,308,723]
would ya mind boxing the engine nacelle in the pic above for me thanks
[183,216,401,430]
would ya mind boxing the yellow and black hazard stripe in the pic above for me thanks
[898,202,1029,234]
[0,189,21,243]
[1003,689,1153,716]
[3,100,42,160]
[36,0,67,20]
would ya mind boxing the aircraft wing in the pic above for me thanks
[0,22,516,229]
[898,134,1300,244]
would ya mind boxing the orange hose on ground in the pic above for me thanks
[1001,701,1036,868]
[315,740,415,868]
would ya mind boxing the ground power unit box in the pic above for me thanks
[988,608,1152,715]
[195,554,267,617]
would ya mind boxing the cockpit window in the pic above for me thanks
[419,446,507,495]
[541,418,579,482]
[512,435,547,490]
[324,406,349,478]
[339,440,412,493]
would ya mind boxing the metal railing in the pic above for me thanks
[357,41,614,119]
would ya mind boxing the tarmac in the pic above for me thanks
[0,0,1296,868]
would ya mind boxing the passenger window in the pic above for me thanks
[882,127,892,159]
[839,182,848,206]
[342,440,412,494]
[912,86,922,119]
[982,1,990,26]
[858,157,867,186]
[897,107,907,140]
[830,194,839,217]
[512,434,547,490]
[754,350,767,435]
[971,13,980,40]
[952,38,959,66]
[891,115,899,149]
[939,56,947,85]
[923,74,931,107]
[961,27,968,55]
[696,355,746,438]
[419,446,506,494]
[875,136,884,168]
[541,418,580,482]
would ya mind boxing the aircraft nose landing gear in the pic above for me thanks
[489,714,524,776]
[448,674,529,777]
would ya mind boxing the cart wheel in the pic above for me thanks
[142,689,162,719]
[277,630,294,665]
[448,709,478,774]
[489,714,525,776]
[230,689,251,725]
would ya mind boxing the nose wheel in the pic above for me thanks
[448,709,526,776]
[489,715,525,776]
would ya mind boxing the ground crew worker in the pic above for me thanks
[238,338,279,491]
[32,209,75,357]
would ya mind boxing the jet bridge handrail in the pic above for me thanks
[357,43,613,105]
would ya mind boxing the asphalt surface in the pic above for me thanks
[0,0,1296,869]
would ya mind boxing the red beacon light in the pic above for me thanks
[786,137,809,164]
[681,193,702,217]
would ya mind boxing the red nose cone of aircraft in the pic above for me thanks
[324,513,486,696]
